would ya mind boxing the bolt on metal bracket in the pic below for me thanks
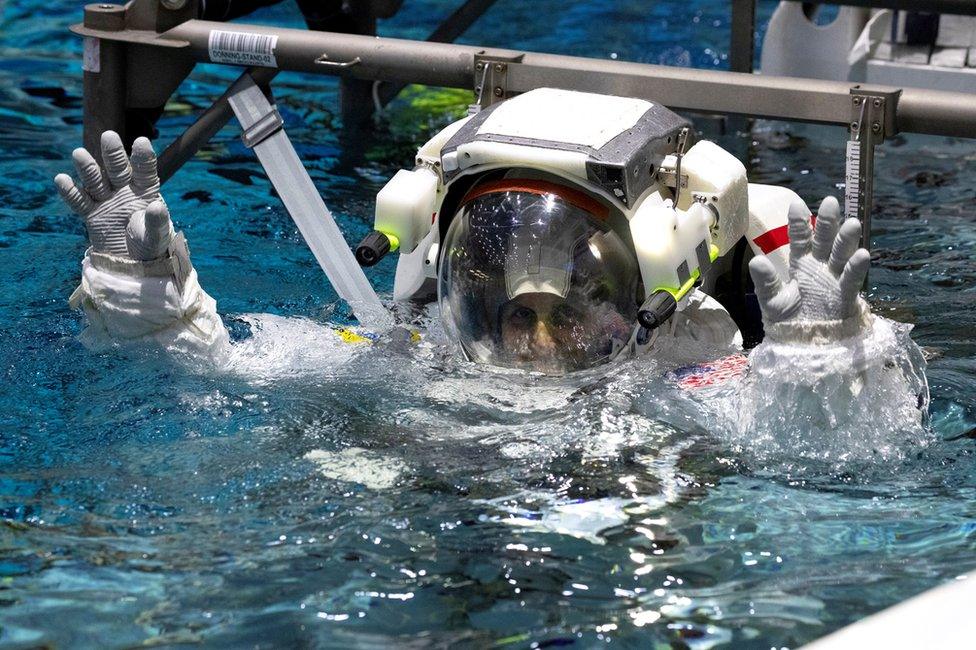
[844,86,901,252]
[473,52,524,108]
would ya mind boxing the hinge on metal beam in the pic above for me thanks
[472,53,524,110]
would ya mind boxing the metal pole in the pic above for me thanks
[82,4,128,155]
[896,90,976,137]
[843,87,898,249]
[162,20,488,85]
[104,19,976,138]
[337,2,377,130]
[730,0,756,74]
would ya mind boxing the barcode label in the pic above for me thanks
[208,30,278,68]
[844,140,861,218]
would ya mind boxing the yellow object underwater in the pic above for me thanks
[334,327,421,345]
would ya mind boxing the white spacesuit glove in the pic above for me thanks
[748,196,872,344]
[55,131,173,259]
[56,131,228,359]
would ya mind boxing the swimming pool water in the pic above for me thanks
[1,1,975,647]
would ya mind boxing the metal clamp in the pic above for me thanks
[473,52,524,108]
[850,86,900,144]
[314,54,362,69]
[240,106,284,148]
[672,127,691,206]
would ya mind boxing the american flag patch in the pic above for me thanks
[670,354,748,390]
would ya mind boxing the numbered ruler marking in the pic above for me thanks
[208,30,279,68]
[844,140,861,218]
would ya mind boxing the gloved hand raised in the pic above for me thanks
[55,130,227,356]
[55,131,174,261]
[748,196,872,343]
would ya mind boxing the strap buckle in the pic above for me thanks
[168,232,192,295]
[240,107,284,148]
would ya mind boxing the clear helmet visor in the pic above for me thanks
[437,180,639,374]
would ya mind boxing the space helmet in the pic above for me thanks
[437,177,641,374]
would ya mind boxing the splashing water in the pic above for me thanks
[705,317,931,475]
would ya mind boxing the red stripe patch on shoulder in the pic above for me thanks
[753,224,789,254]
[752,214,816,254]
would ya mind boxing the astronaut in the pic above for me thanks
[54,89,922,415]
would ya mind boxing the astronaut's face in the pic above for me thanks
[496,292,633,374]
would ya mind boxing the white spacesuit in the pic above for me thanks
[54,89,926,425]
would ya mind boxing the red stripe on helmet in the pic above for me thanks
[460,178,611,220]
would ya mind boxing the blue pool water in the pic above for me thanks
[2,1,976,647]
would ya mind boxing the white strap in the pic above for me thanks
[226,74,392,331]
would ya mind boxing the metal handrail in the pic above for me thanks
[76,0,976,240]
[151,19,976,139]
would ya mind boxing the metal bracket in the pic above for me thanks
[672,127,691,206]
[473,53,523,108]
[69,23,189,47]
[844,86,901,251]
[240,106,283,148]
[656,168,688,191]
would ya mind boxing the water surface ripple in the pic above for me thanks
[1,1,975,648]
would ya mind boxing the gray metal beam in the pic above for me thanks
[152,20,976,138]
[162,20,492,86]
[807,0,976,16]
[377,0,500,106]
[68,17,967,144]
